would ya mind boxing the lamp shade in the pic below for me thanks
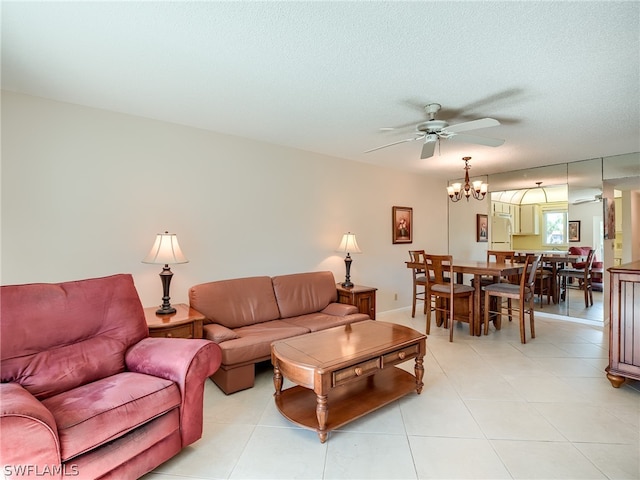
[142,232,189,265]
[336,232,362,254]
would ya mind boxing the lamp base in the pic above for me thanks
[342,254,354,289]
[156,265,176,315]
[155,305,177,315]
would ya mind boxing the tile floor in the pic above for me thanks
[145,308,639,480]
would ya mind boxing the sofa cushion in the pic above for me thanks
[42,372,180,462]
[189,276,280,329]
[272,271,338,319]
[0,274,148,400]
[282,312,370,332]
[216,320,309,366]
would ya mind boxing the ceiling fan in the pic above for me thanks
[573,194,603,205]
[365,103,505,159]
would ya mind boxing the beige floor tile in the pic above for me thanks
[324,432,417,479]
[149,308,639,480]
[409,436,511,479]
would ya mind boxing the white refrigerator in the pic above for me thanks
[491,214,512,251]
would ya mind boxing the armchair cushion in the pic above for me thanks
[42,372,180,462]
[1,275,147,400]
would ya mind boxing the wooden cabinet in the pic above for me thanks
[515,204,539,235]
[144,303,204,339]
[606,261,640,387]
[336,284,377,320]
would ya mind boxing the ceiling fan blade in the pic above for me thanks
[420,137,437,159]
[364,136,421,153]
[445,118,500,133]
[449,133,505,147]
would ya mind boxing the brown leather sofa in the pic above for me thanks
[189,271,370,394]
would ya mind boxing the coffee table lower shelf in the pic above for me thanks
[274,367,418,440]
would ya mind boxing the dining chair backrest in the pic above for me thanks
[521,254,542,297]
[409,250,426,272]
[424,254,453,286]
[487,250,515,263]
[584,249,596,273]
[409,249,426,262]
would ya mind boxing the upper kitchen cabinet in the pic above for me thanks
[515,204,540,235]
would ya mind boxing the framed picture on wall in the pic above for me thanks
[477,214,488,242]
[568,220,581,242]
[603,196,616,240]
[392,206,412,244]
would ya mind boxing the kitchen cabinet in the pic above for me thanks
[514,205,539,235]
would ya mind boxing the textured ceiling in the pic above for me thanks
[2,1,639,179]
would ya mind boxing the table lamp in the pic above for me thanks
[336,232,361,288]
[142,231,189,314]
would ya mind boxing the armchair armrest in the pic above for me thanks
[125,337,222,446]
[1,383,62,477]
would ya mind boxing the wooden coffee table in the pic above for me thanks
[271,320,426,443]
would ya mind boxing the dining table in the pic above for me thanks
[406,259,525,336]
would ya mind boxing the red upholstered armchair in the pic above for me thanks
[1,274,222,480]
[568,246,604,291]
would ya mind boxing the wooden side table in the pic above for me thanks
[336,284,377,320]
[144,303,204,339]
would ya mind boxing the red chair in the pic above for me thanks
[1,274,222,479]
[559,248,595,307]
[569,246,603,291]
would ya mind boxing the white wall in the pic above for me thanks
[1,91,449,312]
[567,201,603,258]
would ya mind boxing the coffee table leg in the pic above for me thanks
[414,355,424,394]
[316,394,328,443]
[273,361,282,396]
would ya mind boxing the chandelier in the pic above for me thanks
[446,156,488,202]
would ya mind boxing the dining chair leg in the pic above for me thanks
[519,305,526,344]
[529,297,536,340]
[449,297,454,343]
[507,298,513,322]
[588,281,593,306]
[426,308,431,335]
[412,284,417,318]
[468,295,473,336]
[484,291,491,335]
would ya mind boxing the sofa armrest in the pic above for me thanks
[203,323,240,343]
[321,302,358,316]
[125,337,222,446]
[1,383,62,477]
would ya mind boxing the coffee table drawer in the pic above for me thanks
[382,344,420,366]
[333,357,381,386]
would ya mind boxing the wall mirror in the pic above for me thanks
[451,153,639,323]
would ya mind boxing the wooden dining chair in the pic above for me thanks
[477,250,516,286]
[408,250,428,318]
[483,254,541,344]
[557,248,595,308]
[424,254,474,342]
[535,260,553,308]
